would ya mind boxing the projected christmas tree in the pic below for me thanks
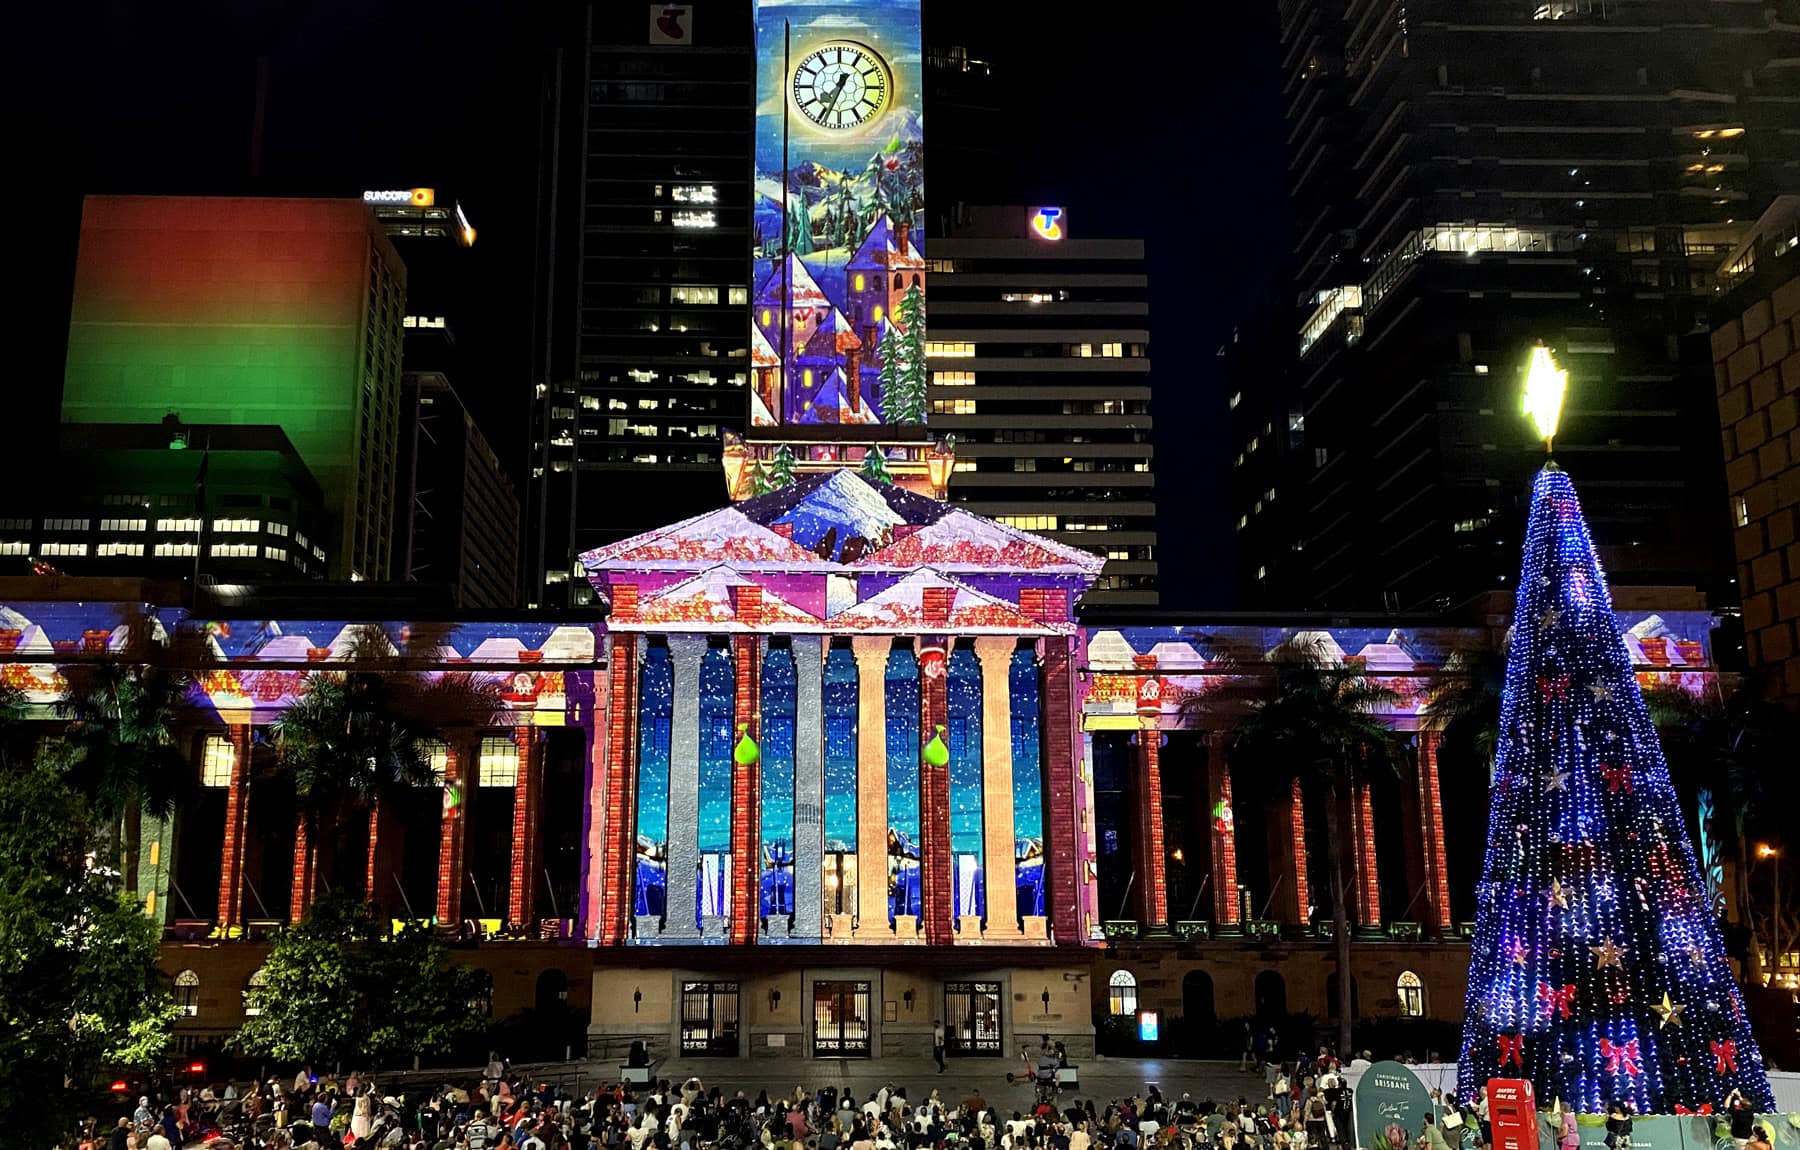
[1457,461,1773,1113]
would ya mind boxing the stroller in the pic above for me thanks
[1032,1049,1061,1107]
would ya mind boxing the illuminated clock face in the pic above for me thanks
[791,41,889,131]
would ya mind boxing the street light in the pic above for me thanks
[1759,844,1783,983]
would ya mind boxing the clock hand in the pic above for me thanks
[823,71,851,112]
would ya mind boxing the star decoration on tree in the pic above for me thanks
[1652,992,1687,1029]
[1593,939,1624,968]
[1686,945,1706,968]
[1508,939,1531,966]
[1546,879,1570,909]
[1539,607,1562,631]
[1589,682,1614,702]
[1542,768,1570,792]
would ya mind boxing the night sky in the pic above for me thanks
[15,2,1284,607]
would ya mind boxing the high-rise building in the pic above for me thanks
[1236,2,1800,610]
[365,186,475,376]
[926,205,1158,605]
[527,2,754,607]
[1709,197,1800,704]
[397,372,520,609]
[61,196,407,581]
[0,420,333,582]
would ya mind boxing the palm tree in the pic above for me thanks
[1423,638,1506,783]
[52,615,201,880]
[1230,635,1399,1057]
[1646,673,1798,988]
[271,624,501,920]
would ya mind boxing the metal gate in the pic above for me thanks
[680,981,740,1056]
[944,980,1003,1055]
[812,980,872,1056]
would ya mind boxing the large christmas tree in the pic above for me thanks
[1458,463,1773,1113]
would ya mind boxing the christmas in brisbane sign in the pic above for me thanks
[752,0,926,428]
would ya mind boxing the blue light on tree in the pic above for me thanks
[1457,463,1773,1113]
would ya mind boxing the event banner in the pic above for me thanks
[1358,1062,1437,1150]
[751,0,927,428]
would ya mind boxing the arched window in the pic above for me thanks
[893,272,904,289]
[174,969,200,1016]
[242,967,267,1017]
[1108,969,1138,1016]
[1397,970,1425,1018]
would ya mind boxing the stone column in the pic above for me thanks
[729,635,762,945]
[436,738,471,928]
[597,634,639,945]
[1205,732,1240,928]
[975,638,1020,939]
[290,809,319,923]
[508,724,543,930]
[663,635,706,940]
[1351,780,1381,930]
[791,637,825,941]
[217,723,252,934]
[1040,639,1081,945]
[1267,776,1310,925]
[1417,730,1453,933]
[919,647,954,947]
[851,637,890,939]
[365,796,399,922]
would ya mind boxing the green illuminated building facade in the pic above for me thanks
[61,196,407,580]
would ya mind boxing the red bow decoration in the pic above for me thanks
[1675,1105,1714,1116]
[1600,1038,1642,1075]
[1538,674,1571,701]
[1498,1033,1525,1068]
[1711,1039,1738,1074]
[1601,764,1634,794]
[1537,982,1578,1020]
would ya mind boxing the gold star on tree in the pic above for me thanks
[1539,607,1561,631]
[1652,992,1686,1029]
[1589,682,1614,702]
[1542,768,1570,792]
[1592,940,1624,968]
[1546,880,1570,909]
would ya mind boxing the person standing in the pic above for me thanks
[933,1021,946,1074]
[1558,1101,1579,1150]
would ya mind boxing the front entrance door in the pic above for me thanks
[680,981,740,1056]
[813,980,872,1056]
[944,980,1003,1055]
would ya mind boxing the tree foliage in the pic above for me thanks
[884,284,929,425]
[231,894,489,1068]
[0,744,178,1147]
[858,445,893,485]
[768,444,799,489]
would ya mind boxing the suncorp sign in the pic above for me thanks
[363,188,435,207]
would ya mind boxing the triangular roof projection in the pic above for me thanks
[751,322,780,368]
[858,508,1105,574]
[846,212,925,271]
[750,389,777,427]
[580,507,821,572]
[796,367,878,426]
[761,469,904,560]
[753,252,832,309]
[618,566,820,632]
[829,569,1067,635]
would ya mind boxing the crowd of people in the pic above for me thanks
[85,1037,1760,1150]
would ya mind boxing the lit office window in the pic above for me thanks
[200,735,236,787]
[479,735,519,788]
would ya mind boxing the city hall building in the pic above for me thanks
[0,468,1721,1065]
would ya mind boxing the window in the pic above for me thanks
[925,341,976,358]
[158,518,202,533]
[931,399,977,415]
[44,518,89,532]
[41,542,88,557]
[155,542,199,558]
[210,544,259,558]
[96,542,145,557]
[671,184,717,203]
[1397,971,1425,1018]
[1108,970,1138,1016]
[478,735,518,787]
[98,518,146,532]
[728,286,748,305]
[174,969,200,1016]
[1734,496,1750,528]
[212,518,261,533]
[243,968,267,1017]
[932,371,975,387]
[996,515,1058,531]
[418,740,449,785]
[0,518,27,530]
[200,734,236,787]
[266,522,290,537]
[672,210,716,229]
[264,547,287,562]
[0,542,27,556]
[671,285,719,305]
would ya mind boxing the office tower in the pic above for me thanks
[926,205,1158,605]
[1710,198,1800,703]
[365,186,476,375]
[1237,2,1800,610]
[0,420,332,581]
[61,196,407,581]
[397,372,521,608]
[528,1,754,607]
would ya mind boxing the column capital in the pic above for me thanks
[972,635,1017,668]
[850,635,891,668]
